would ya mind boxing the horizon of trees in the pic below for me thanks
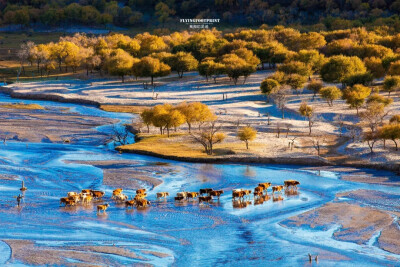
[5,0,400,30]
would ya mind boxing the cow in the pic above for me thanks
[125,200,136,209]
[156,192,169,198]
[258,182,271,191]
[210,190,224,199]
[199,188,213,195]
[176,192,187,198]
[284,180,300,189]
[136,188,146,195]
[134,193,147,200]
[115,193,128,202]
[60,197,76,206]
[92,190,105,199]
[232,190,245,199]
[81,189,92,195]
[199,196,212,204]
[174,196,185,201]
[83,195,93,204]
[97,204,109,213]
[187,192,199,199]
[67,192,79,197]
[242,190,252,198]
[112,188,123,199]
[254,186,264,194]
[272,185,284,194]
[136,199,150,208]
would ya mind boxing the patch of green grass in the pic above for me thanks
[0,103,45,110]
[100,105,149,114]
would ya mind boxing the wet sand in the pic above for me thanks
[0,105,116,144]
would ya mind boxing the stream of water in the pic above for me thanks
[0,93,399,266]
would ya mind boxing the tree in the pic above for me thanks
[360,102,388,134]
[307,79,323,99]
[342,84,371,114]
[383,76,400,96]
[286,74,307,94]
[107,49,135,82]
[278,61,312,77]
[140,108,154,133]
[177,102,216,133]
[155,2,175,26]
[319,86,342,106]
[364,57,385,78]
[132,57,171,85]
[388,60,400,75]
[390,115,400,124]
[299,102,315,135]
[363,130,379,154]
[220,53,256,85]
[320,55,366,84]
[151,104,170,135]
[164,109,185,137]
[17,41,35,75]
[295,50,326,76]
[342,72,373,86]
[237,126,257,149]
[366,94,393,107]
[260,78,280,103]
[378,124,400,151]
[272,88,290,119]
[169,52,198,78]
[191,121,225,155]
[198,60,225,82]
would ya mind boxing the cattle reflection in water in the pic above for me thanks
[273,195,284,202]
[232,199,252,209]
[254,194,270,205]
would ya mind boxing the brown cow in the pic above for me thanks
[136,199,150,208]
[254,186,264,193]
[174,196,185,201]
[81,189,92,195]
[187,192,199,199]
[199,188,213,195]
[253,191,263,198]
[258,183,272,190]
[284,180,300,189]
[97,203,109,213]
[232,190,245,199]
[134,193,147,201]
[60,197,76,206]
[242,190,252,198]
[125,200,136,209]
[210,190,224,199]
[112,188,123,199]
[176,192,187,198]
[199,196,212,203]
[136,188,146,195]
[156,192,169,198]
[272,185,284,194]
[83,195,93,204]
[92,190,105,199]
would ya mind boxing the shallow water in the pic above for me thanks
[0,93,399,266]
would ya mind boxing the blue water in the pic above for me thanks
[0,93,398,266]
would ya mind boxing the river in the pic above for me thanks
[0,93,399,266]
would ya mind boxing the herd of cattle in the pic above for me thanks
[59,180,300,213]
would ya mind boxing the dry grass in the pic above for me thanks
[0,103,45,110]
[99,104,149,114]
[118,133,262,158]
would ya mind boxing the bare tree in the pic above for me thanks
[333,114,345,137]
[285,123,291,138]
[266,112,271,125]
[108,125,130,146]
[276,122,281,138]
[347,126,361,142]
[311,137,325,156]
[191,121,226,155]
[289,137,296,150]
[363,130,378,154]
[272,88,289,119]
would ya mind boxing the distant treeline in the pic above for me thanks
[4,0,400,30]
